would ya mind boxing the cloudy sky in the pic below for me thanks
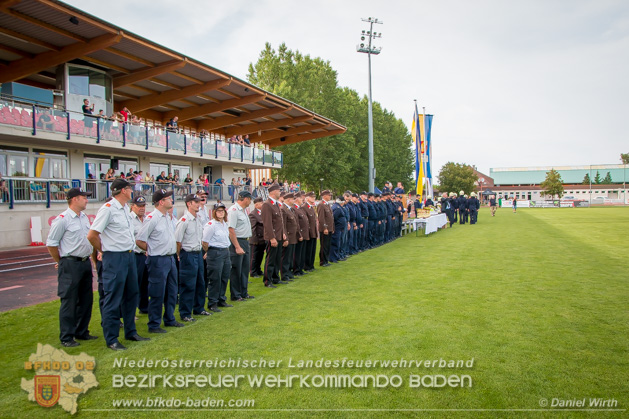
[66,0,629,176]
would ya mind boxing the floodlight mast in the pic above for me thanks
[357,17,382,193]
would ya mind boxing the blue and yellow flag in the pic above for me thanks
[411,104,423,197]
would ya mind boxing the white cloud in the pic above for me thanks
[66,0,629,175]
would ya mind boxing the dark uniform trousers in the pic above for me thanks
[178,250,205,318]
[229,239,250,300]
[469,209,478,224]
[264,241,283,284]
[281,243,295,280]
[101,251,138,345]
[207,247,231,305]
[319,233,331,266]
[249,242,266,276]
[361,222,369,249]
[147,255,178,329]
[293,240,304,274]
[134,252,149,312]
[344,228,352,256]
[368,220,376,247]
[385,216,393,241]
[330,228,342,262]
[304,238,317,270]
[459,209,466,224]
[58,257,93,342]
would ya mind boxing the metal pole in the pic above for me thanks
[422,106,428,199]
[367,20,375,193]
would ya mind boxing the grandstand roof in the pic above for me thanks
[0,0,346,147]
[490,165,627,185]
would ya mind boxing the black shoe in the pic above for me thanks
[194,310,212,316]
[331,260,339,264]
[230,298,245,302]
[278,281,289,284]
[61,340,80,347]
[321,263,331,267]
[165,321,185,327]
[108,342,127,351]
[209,305,222,313]
[217,302,233,308]
[244,295,255,299]
[182,317,196,322]
[293,272,303,276]
[265,284,277,288]
[299,271,308,275]
[149,327,167,334]
[250,274,261,278]
[284,279,294,282]
[126,334,150,341]
[75,334,98,341]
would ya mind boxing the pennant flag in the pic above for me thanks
[425,114,433,197]
[411,104,423,197]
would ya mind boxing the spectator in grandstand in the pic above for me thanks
[82,99,95,136]
[104,168,115,181]
[120,107,130,122]
[243,134,251,146]
[36,109,55,131]
[166,116,179,133]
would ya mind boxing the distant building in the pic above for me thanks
[487,165,628,203]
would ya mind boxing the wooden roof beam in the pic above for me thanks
[0,26,59,51]
[0,43,33,58]
[224,115,313,137]
[197,107,288,131]
[113,59,187,88]
[119,77,231,112]
[0,32,122,83]
[266,128,346,147]
[165,94,265,122]
[256,123,327,143]
[0,7,87,42]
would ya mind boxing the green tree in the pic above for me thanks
[621,153,629,164]
[602,172,613,184]
[437,162,476,195]
[540,169,564,199]
[582,173,591,185]
[594,171,602,184]
[247,43,413,194]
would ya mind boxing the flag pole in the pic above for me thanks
[423,106,428,199]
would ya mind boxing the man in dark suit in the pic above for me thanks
[261,184,286,288]
[292,192,310,276]
[281,193,300,281]
[317,190,334,267]
[248,197,265,277]
[303,192,318,272]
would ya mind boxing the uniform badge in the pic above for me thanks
[105,203,111,207]
[34,375,60,408]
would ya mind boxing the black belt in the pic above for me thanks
[62,256,90,262]
[207,246,228,251]
[182,250,201,253]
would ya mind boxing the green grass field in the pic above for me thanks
[1,207,628,417]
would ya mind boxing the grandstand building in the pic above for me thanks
[0,0,345,248]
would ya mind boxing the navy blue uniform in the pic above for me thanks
[330,202,346,263]
[468,197,480,224]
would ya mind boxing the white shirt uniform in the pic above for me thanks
[197,205,209,226]
[136,209,177,256]
[130,211,146,254]
[175,210,203,252]
[90,198,135,252]
[46,207,93,258]
[202,219,230,248]
[227,202,252,239]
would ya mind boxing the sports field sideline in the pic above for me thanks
[1,207,627,417]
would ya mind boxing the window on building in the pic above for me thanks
[68,66,111,100]
[32,150,68,178]
[0,147,29,177]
